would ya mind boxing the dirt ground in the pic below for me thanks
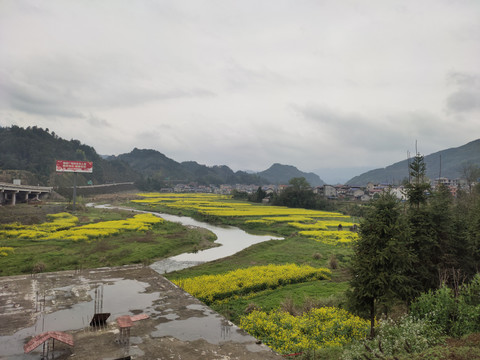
[0,265,281,360]
[0,202,66,225]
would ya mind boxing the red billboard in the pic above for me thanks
[56,160,93,173]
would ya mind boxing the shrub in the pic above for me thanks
[280,297,298,316]
[328,254,338,269]
[244,303,260,314]
[410,277,480,337]
[410,286,456,335]
[32,261,47,274]
[342,315,445,360]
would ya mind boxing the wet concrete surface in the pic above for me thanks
[0,265,281,359]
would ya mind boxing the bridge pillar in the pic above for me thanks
[12,191,18,205]
[0,191,4,205]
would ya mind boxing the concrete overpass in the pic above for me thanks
[0,182,53,206]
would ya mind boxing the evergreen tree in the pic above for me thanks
[348,191,415,337]
[249,187,267,203]
[428,184,456,275]
[404,153,430,209]
[404,153,438,292]
[272,177,316,209]
[463,183,480,275]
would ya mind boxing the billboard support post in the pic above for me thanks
[73,172,77,212]
[55,160,93,212]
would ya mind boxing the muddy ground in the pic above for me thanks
[0,265,281,360]
[0,202,66,225]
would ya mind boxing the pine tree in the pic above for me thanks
[428,184,456,274]
[404,153,430,209]
[404,153,439,292]
[348,191,415,337]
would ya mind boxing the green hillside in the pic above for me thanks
[0,126,138,186]
[258,163,325,186]
[347,139,480,186]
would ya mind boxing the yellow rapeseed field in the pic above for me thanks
[0,213,163,242]
[173,264,331,304]
[240,307,370,354]
[133,193,358,245]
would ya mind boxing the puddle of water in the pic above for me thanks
[161,312,180,320]
[150,258,205,274]
[152,303,253,345]
[0,278,159,358]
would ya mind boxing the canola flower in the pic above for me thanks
[299,230,359,246]
[133,193,359,247]
[240,307,370,354]
[173,264,331,304]
[288,222,329,230]
[133,193,350,219]
[0,213,163,241]
[0,247,14,256]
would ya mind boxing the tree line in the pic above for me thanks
[348,153,480,337]
[233,177,340,212]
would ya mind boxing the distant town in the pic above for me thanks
[160,175,474,201]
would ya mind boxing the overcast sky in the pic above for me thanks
[1,0,479,183]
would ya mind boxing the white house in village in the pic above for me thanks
[388,186,406,200]
[314,185,337,198]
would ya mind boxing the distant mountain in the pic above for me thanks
[346,139,480,186]
[0,125,325,188]
[114,148,267,186]
[257,163,325,187]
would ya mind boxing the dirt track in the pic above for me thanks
[0,265,281,360]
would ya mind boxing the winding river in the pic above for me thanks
[92,204,284,273]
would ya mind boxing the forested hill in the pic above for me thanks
[0,125,321,188]
[258,163,324,187]
[346,139,480,186]
[0,126,138,186]
[113,148,267,186]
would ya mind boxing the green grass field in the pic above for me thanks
[0,206,217,276]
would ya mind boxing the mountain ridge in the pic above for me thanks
[258,163,324,187]
[0,126,324,188]
[346,139,480,186]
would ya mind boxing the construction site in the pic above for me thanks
[0,264,281,360]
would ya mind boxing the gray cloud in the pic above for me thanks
[447,91,480,113]
[0,0,479,175]
[446,72,480,113]
[87,113,110,128]
[1,70,215,118]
